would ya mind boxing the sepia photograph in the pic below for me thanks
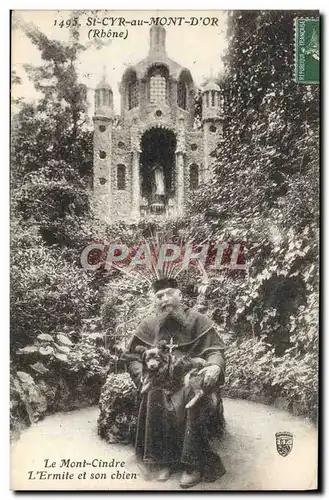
[10,9,319,491]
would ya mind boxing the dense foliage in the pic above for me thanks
[185,10,319,419]
[10,26,105,436]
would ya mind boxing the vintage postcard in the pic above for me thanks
[10,10,319,491]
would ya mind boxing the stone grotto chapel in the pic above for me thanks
[93,25,224,223]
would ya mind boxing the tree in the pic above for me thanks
[182,11,319,419]
[11,26,96,350]
[186,10,319,351]
[11,25,93,248]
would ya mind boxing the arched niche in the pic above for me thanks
[122,69,139,110]
[189,163,199,190]
[177,69,193,111]
[117,164,126,190]
[147,64,170,105]
[140,127,176,201]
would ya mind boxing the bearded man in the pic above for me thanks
[122,277,226,489]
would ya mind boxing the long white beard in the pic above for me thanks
[155,305,188,330]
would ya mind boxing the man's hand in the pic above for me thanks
[198,365,222,390]
[140,377,152,395]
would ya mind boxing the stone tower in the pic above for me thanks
[202,79,224,183]
[93,74,114,223]
[92,26,224,223]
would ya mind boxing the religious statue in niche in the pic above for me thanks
[152,164,166,197]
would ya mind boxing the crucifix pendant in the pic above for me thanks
[168,336,178,354]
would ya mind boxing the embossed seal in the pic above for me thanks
[275,431,293,457]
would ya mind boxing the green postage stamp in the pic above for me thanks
[295,18,320,84]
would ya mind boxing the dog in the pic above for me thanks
[135,340,208,408]
[135,340,173,394]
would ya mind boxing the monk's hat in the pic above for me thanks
[152,277,178,293]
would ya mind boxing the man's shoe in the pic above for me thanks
[203,462,226,482]
[203,467,217,482]
[156,467,171,482]
[179,469,201,489]
[137,462,154,480]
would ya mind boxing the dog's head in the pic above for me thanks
[135,341,171,373]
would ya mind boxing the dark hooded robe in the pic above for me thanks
[122,306,226,479]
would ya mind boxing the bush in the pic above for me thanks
[224,332,318,422]
[11,242,100,351]
[11,322,118,438]
[98,373,138,444]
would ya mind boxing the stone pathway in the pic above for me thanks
[11,398,317,491]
